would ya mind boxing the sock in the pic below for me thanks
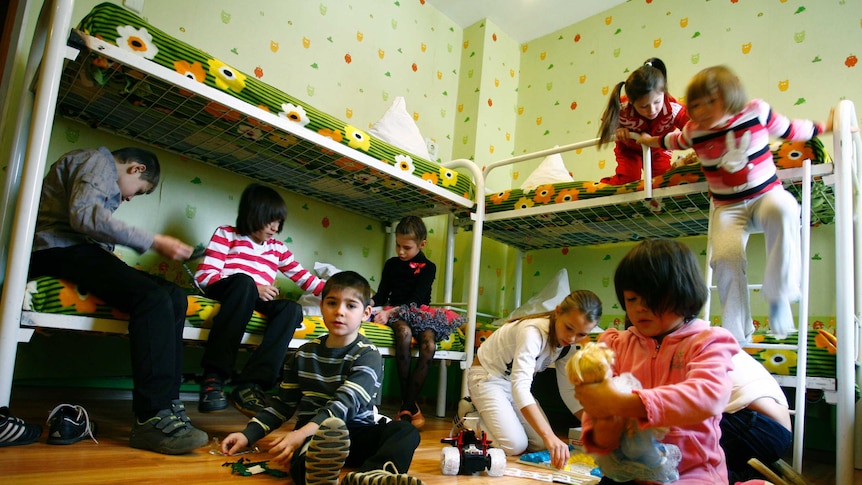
[768,300,794,339]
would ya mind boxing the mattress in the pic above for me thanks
[24,276,466,353]
[57,2,473,221]
[478,138,834,250]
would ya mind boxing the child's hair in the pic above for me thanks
[685,65,748,114]
[322,270,372,305]
[614,238,707,323]
[236,183,287,236]
[395,215,427,243]
[112,147,160,190]
[508,289,603,326]
[598,58,668,148]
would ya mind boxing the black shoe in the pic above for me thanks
[46,404,97,445]
[0,407,41,448]
[229,383,269,417]
[198,374,228,413]
[130,408,208,455]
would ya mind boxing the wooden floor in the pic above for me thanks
[3,386,857,484]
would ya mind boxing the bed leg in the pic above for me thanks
[436,359,447,417]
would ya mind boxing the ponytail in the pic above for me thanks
[597,81,626,148]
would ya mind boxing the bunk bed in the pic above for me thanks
[0,1,485,419]
[459,103,860,481]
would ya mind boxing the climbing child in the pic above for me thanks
[371,216,465,430]
[637,65,831,343]
[597,58,689,185]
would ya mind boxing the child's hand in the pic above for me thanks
[152,234,193,261]
[543,434,571,470]
[614,127,633,144]
[575,380,619,419]
[221,432,250,455]
[257,285,280,301]
[373,308,393,324]
[268,431,305,466]
[636,134,659,147]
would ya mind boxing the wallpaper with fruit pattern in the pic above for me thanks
[11,0,859,325]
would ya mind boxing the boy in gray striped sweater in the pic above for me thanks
[221,271,423,485]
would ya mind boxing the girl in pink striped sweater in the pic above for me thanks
[195,183,325,417]
[638,65,830,344]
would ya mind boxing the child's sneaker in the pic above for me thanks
[0,407,41,447]
[171,399,191,424]
[198,374,228,413]
[305,416,351,485]
[451,396,480,436]
[230,382,269,417]
[341,461,425,485]
[130,408,208,455]
[46,404,98,445]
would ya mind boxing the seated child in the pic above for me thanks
[29,146,208,455]
[221,271,424,485]
[574,238,739,483]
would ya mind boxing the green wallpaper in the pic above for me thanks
[500,0,860,322]
[5,0,858,324]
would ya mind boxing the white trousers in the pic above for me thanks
[466,366,548,456]
[710,187,801,343]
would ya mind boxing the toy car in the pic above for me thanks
[440,428,506,476]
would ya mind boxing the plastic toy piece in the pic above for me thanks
[440,428,506,476]
[222,457,288,478]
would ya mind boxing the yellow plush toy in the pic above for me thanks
[566,341,615,386]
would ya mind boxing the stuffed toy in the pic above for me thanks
[567,342,682,483]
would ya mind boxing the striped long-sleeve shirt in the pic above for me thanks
[194,225,324,295]
[240,334,382,444]
[660,99,824,206]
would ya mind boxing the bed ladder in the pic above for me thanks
[701,159,812,475]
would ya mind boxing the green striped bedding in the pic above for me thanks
[25,276,465,352]
[481,138,833,250]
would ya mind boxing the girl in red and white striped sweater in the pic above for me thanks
[194,183,324,417]
[638,65,830,344]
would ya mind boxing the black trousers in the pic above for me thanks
[30,244,186,418]
[200,273,302,389]
[720,408,793,484]
[289,419,420,484]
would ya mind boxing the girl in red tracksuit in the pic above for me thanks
[597,58,689,185]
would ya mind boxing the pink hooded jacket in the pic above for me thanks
[582,319,739,484]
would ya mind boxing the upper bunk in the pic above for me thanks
[460,137,835,251]
[56,2,476,222]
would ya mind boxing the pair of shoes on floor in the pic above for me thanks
[46,404,98,445]
[395,406,425,430]
[230,382,269,418]
[0,406,41,448]
[305,416,351,485]
[341,461,425,485]
[130,407,208,455]
[198,374,228,413]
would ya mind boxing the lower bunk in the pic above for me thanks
[19,276,468,414]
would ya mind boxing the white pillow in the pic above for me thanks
[368,96,432,160]
[492,268,570,326]
[519,149,574,192]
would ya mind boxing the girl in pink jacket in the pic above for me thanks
[575,238,740,484]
